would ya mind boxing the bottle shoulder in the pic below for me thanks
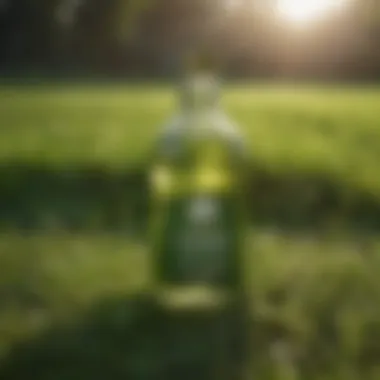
[155,110,247,158]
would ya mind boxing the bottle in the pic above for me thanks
[148,53,248,312]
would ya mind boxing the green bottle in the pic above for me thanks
[149,53,248,312]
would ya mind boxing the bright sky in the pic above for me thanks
[277,0,345,24]
[225,0,346,25]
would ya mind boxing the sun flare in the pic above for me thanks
[277,0,343,24]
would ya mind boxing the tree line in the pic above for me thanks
[0,0,379,80]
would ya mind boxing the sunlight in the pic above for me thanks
[277,0,343,24]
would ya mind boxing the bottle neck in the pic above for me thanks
[179,71,220,115]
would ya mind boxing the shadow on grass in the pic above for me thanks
[2,289,380,380]
[0,162,149,234]
[1,161,380,234]
[0,293,250,380]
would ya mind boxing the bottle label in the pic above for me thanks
[176,197,228,281]
[156,194,240,286]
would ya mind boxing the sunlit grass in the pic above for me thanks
[1,84,379,194]
[0,83,380,378]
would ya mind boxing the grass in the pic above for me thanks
[0,83,380,379]
[1,83,379,178]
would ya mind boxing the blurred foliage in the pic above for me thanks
[0,0,380,79]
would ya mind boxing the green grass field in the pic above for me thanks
[1,84,379,184]
[1,83,380,379]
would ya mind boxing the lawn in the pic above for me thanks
[1,84,379,184]
[0,83,380,379]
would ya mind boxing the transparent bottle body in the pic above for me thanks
[149,80,247,311]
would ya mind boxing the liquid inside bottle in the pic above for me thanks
[149,65,247,311]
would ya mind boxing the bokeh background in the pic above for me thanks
[0,0,380,379]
